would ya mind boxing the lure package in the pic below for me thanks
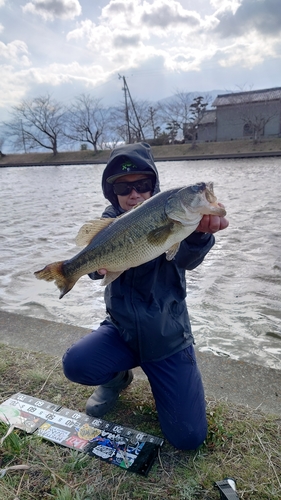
[0,393,164,476]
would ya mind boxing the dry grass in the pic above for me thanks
[0,344,280,499]
[1,138,281,167]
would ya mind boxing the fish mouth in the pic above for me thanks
[204,198,226,216]
[204,183,226,216]
[209,204,227,216]
[204,182,217,203]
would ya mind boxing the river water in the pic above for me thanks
[1,158,281,370]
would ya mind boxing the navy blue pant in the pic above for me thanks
[62,322,207,450]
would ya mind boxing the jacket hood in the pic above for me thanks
[102,142,160,209]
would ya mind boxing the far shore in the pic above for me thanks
[1,138,281,167]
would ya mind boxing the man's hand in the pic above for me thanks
[196,214,228,233]
[196,204,229,234]
[97,269,107,275]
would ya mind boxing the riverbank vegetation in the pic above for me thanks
[0,92,216,156]
[1,90,281,159]
[0,138,281,167]
[0,344,280,499]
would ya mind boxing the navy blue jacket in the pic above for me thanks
[90,143,215,362]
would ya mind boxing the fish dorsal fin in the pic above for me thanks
[147,222,175,246]
[131,201,144,210]
[75,218,115,247]
[166,242,181,261]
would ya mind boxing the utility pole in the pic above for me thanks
[119,74,131,143]
[118,75,145,143]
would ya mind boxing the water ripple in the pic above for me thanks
[1,159,281,369]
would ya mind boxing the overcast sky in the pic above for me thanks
[0,0,280,120]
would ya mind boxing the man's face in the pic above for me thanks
[114,174,153,211]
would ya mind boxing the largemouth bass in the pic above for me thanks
[34,182,226,298]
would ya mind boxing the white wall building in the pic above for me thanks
[212,87,281,142]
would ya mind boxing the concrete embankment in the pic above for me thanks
[1,309,280,416]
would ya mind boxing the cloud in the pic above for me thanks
[210,0,241,13]
[217,36,279,69]
[113,33,141,48]
[100,0,201,32]
[66,19,96,40]
[141,0,200,29]
[215,0,281,37]
[0,40,30,66]
[0,66,33,118]
[28,61,110,87]
[0,57,113,119]
[1,0,280,122]
[102,0,135,16]
[67,0,205,73]
[22,0,82,21]
[1,60,115,99]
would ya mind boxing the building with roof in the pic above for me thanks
[183,109,217,144]
[212,87,281,142]
[196,110,217,142]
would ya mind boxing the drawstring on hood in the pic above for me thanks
[102,142,160,209]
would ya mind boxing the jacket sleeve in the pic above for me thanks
[175,231,215,270]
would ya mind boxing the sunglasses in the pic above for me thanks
[113,178,153,196]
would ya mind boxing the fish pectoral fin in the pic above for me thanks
[100,271,124,286]
[75,218,115,246]
[147,222,174,246]
[166,243,181,261]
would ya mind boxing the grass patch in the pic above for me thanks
[1,138,281,166]
[0,344,280,499]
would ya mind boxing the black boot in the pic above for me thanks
[85,370,133,418]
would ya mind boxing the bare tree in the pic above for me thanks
[159,91,192,143]
[238,93,278,143]
[108,99,159,144]
[184,96,208,148]
[107,105,128,144]
[4,94,66,155]
[165,120,180,144]
[65,94,107,152]
[148,105,162,140]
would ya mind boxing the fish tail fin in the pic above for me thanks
[34,261,76,299]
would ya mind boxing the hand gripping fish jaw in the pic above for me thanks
[165,182,226,226]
